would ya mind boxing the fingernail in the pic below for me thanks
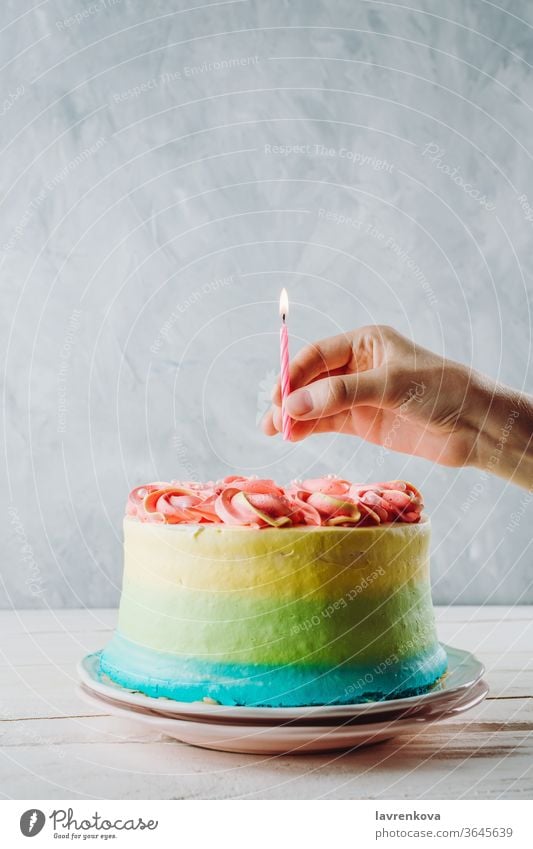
[286,389,313,416]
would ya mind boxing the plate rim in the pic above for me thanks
[77,678,489,754]
[77,643,485,723]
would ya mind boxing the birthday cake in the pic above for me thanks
[99,476,447,707]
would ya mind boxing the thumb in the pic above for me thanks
[285,370,388,420]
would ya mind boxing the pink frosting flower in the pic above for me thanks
[214,478,299,528]
[126,483,170,521]
[351,480,423,524]
[287,477,360,526]
[299,477,352,496]
[125,475,423,527]
[138,486,210,524]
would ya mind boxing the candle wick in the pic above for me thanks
[282,313,286,323]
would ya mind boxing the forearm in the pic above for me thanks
[468,373,533,489]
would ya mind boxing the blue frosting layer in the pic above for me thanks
[99,632,448,707]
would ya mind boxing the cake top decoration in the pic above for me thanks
[126,476,423,528]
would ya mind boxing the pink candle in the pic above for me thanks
[279,288,292,441]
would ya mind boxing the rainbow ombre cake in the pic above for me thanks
[100,476,447,707]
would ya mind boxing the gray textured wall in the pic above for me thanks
[2,0,532,608]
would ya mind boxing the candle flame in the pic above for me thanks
[279,288,289,320]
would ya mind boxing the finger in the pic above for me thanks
[271,365,352,407]
[287,412,353,441]
[269,405,319,438]
[285,369,390,420]
[266,409,347,442]
[261,407,278,436]
[263,403,359,441]
[271,333,355,406]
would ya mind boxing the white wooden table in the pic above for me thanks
[1,607,531,800]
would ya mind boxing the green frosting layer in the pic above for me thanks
[118,579,437,666]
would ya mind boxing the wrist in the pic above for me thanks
[463,370,498,470]
[467,371,533,487]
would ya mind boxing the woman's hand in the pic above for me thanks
[263,325,533,488]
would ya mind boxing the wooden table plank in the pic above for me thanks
[0,609,117,635]
[435,606,533,623]
[2,723,531,800]
[0,608,532,800]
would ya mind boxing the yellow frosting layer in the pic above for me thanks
[123,518,430,596]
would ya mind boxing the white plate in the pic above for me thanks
[78,678,489,755]
[78,644,484,725]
